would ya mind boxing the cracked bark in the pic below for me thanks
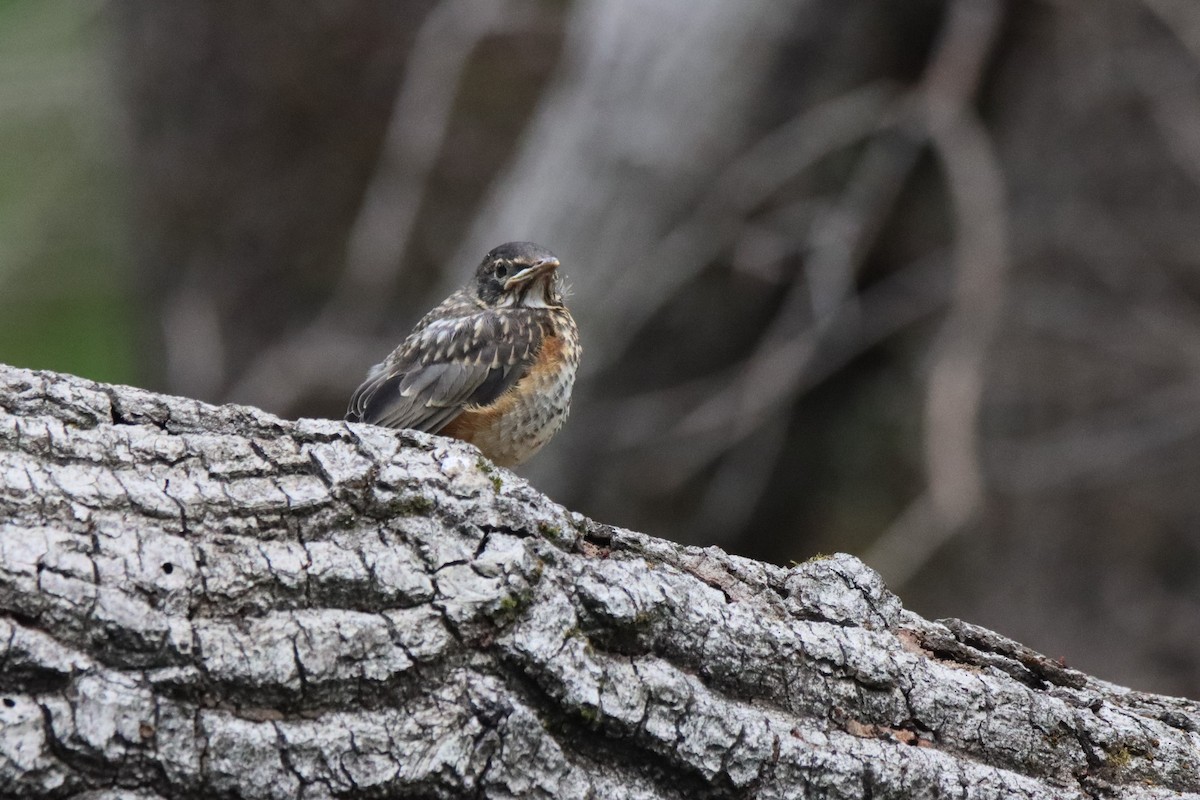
[1,363,1198,800]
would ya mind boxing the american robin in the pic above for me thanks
[346,242,580,467]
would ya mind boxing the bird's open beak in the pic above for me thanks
[504,257,559,290]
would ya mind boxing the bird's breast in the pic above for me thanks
[439,310,579,467]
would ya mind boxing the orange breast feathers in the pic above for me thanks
[439,332,566,440]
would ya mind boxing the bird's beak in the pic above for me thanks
[504,257,560,290]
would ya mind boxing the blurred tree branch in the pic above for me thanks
[223,0,557,412]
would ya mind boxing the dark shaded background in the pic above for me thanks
[4,0,1200,696]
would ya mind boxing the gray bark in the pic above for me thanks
[0,362,1198,800]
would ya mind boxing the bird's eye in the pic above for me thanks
[494,265,509,279]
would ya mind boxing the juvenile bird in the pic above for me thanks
[346,242,579,467]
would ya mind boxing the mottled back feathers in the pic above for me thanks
[347,291,548,433]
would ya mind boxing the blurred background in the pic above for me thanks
[3,0,1200,697]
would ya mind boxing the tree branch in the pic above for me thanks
[1,363,1197,799]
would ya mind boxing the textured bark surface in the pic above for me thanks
[1,362,1198,800]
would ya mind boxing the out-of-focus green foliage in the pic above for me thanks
[0,1,132,383]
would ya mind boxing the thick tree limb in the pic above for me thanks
[0,363,1198,799]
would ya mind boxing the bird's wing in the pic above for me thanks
[346,310,543,432]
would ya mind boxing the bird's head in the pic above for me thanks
[472,241,564,308]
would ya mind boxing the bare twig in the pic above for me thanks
[857,492,943,590]
[221,0,545,413]
[669,122,924,444]
[865,0,1009,586]
[456,0,815,368]
[334,0,546,312]
[594,82,901,374]
[988,378,1200,492]
[610,255,950,494]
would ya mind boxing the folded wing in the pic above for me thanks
[346,311,542,433]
